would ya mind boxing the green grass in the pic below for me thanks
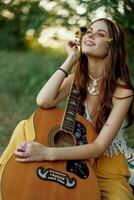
[0,50,134,154]
[0,50,66,153]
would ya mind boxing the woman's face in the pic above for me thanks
[81,20,110,58]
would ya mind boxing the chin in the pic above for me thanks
[82,49,108,58]
[82,48,93,55]
[82,50,97,57]
[82,46,95,54]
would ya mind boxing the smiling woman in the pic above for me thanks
[0,18,134,200]
[82,21,111,59]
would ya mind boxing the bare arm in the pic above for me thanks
[36,56,75,108]
[15,87,133,162]
[36,41,80,108]
[47,88,133,160]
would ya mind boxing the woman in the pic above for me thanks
[6,18,134,199]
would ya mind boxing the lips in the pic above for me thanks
[84,39,96,46]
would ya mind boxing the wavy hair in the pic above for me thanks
[74,18,134,133]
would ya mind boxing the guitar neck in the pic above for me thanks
[61,81,79,133]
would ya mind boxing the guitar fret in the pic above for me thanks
[65,110,76,116]
[63,119,75,126]
[62,125,74,132]
[70,94,77,98]
[67,104,77,111]
[68,95,78,100]
[70,95,78,99]
[67,117,74,123]
[63,122,74,129]
[66,110,77,115]
[69,101,77,107]
[69,96,78,101]
[72,90,78,97]
[67,103,77,108]
[64,112,76,119]
[68,97,78,103]
[66,111,76,117]
[61,83,79,131]
[69,97,78,102]
[62,123,74,130]
[62,123,75,131]
[63,118,75,126]
[69,104,77,109]
[64,118,75,124]
[68,103,77,108]
[65,109,76,115]
[64,117,75,124]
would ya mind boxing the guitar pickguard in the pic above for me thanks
[36,121,89,188]
[66,121,89,179]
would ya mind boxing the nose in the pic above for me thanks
[87,32,95,39]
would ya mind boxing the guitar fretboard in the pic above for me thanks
[61,84,79,133]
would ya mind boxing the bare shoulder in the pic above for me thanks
[113,79,133,100]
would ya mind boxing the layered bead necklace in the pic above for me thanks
[87,73,103,96]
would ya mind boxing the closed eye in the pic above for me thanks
[85,30,107,37]
[98,32,106,37]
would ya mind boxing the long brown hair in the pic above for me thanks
[74,18,134,133]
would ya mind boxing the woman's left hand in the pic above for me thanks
[14,141,51,162]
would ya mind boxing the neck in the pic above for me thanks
[87,56,106,79]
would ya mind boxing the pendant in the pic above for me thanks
[93,80,97,86]
[87,86,100,96]
[89,86,96,93]
[88,76,101,96]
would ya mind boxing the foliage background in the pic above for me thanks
[0,0,134,153]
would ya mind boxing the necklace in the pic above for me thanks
[87,73,103,96]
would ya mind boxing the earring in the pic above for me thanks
[107,38,113,44]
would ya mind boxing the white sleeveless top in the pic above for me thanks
[84,100,128,157]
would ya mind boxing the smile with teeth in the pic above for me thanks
[85,40,95,46]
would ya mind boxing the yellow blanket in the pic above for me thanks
[0,114,35,200]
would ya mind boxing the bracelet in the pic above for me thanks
[58,68,68,77]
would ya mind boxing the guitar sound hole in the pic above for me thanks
[53,131,75,147]
[48,125,76,147]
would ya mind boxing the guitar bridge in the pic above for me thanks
[37,167,76,188]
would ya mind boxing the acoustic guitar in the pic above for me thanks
[0,83,100,200]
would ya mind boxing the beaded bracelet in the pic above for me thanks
[58,67,68,77]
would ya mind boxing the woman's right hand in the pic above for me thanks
[65,39,81,65]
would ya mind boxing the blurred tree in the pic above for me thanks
[96,0,134,52]
[0,0,48,50]
[0,0,134,51]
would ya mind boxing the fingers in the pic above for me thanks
[14,141,46,163]
[16,141,27,152]
[14,148,31,162]
[15,141,31,162]
[16,141,31,152]
[15,157,32,162]
[14,150,30,158]
[68,40,80,48]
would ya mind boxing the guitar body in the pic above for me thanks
[1,107,100,200]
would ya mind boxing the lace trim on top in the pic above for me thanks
[84,101,128,157]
